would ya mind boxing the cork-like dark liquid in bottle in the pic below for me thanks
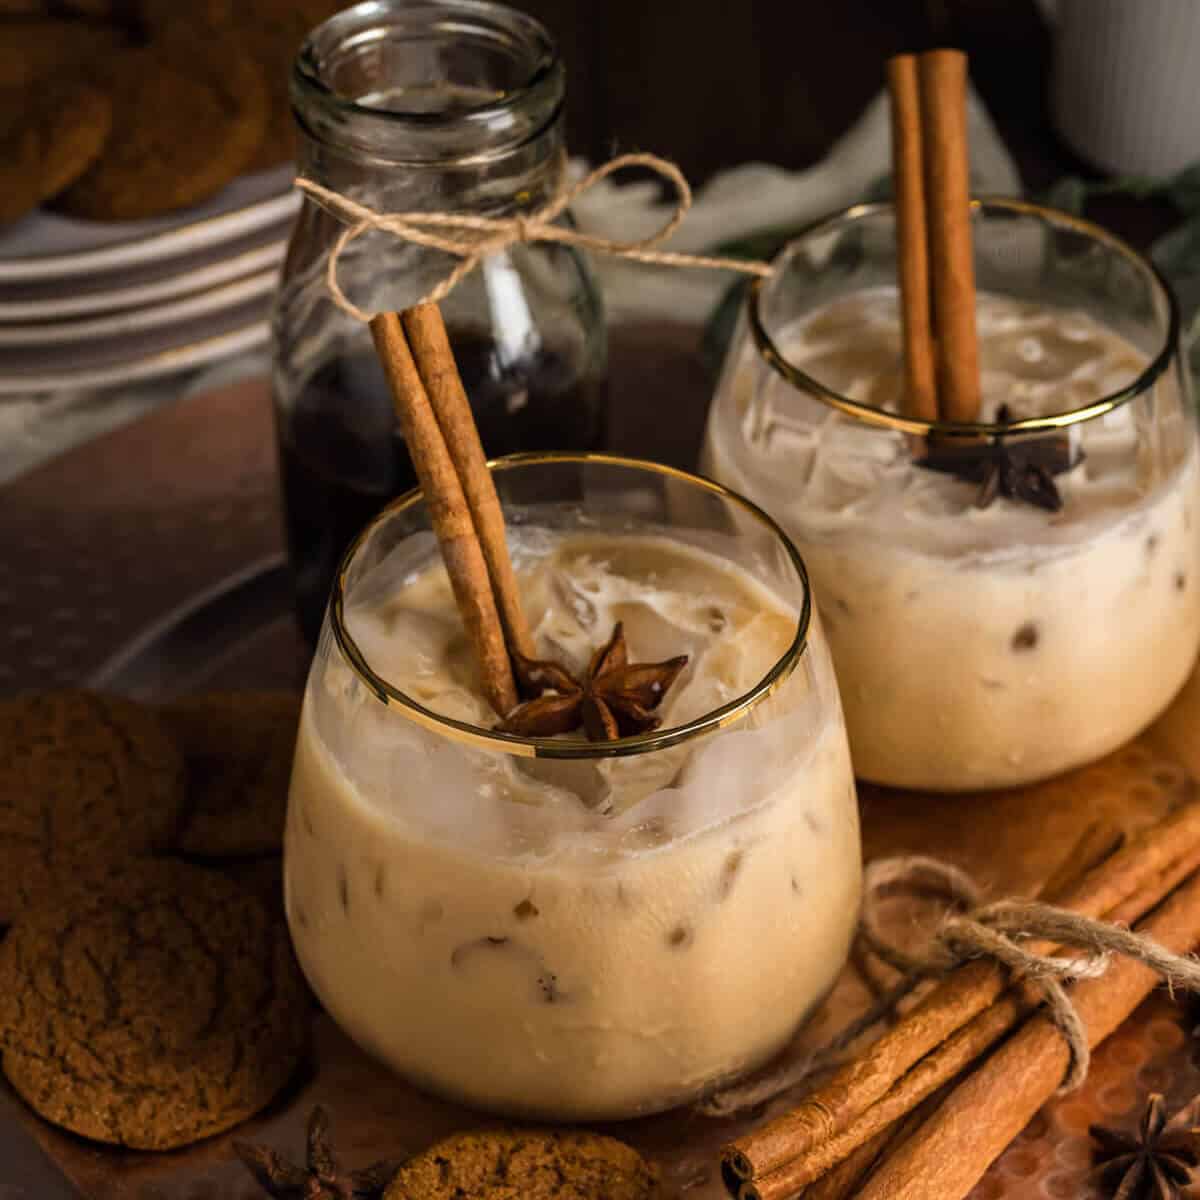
[277,329,605,643]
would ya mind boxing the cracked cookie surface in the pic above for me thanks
[161,690,300,858]
[0,859,310,1149]
[0,690,187,924]
[384,1129,659,1199]
[55,38,267,220]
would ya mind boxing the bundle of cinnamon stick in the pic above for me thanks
[721,803,1200,1200]
[369,305,533,717]
[887,49,981,424]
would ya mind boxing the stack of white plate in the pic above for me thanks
[0,165,299,396]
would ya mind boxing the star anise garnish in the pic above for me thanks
[916,404,1078,513]
[1090,1093,1200,1200]
[234,1106,400,1200]
[496,621,688,741]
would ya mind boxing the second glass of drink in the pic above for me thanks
[703,200,1200,790]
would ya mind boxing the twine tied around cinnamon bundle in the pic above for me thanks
[294,152,774,323]
[701,854,1200,1119]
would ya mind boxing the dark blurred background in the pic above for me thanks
[521,0,1053,188]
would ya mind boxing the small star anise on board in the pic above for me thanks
[234,1106,400,1200]
[1090,1093,1200,1200]
[497,621,688,741]
[916,404,1078,513]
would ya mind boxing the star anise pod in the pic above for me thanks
[916,404,1078,513]
[1090,1093,1200,1200]
[496,621,688,741]
[234,1106,400,1200]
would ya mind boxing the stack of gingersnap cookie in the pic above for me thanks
[0,687,666,1195]
[0,0,343,224]
[0,687,308,1150]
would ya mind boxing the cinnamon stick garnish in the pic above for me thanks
[854,866,1200,1200]
[918,49,980,422]
[369,312,518,717]
[723,802,1200,1190]
[400,303,536,662]
[886,55,937,422]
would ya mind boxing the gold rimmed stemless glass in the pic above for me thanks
[283,453,860,1120]
[702,199,1200,792]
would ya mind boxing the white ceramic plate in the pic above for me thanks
[0,298,270,395]
[0,164,299,285]
[0,234,287,321]
[0,268,278,347]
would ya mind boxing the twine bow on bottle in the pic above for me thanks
[294,152,774,323]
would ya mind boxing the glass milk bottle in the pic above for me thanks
[274,0,606,642]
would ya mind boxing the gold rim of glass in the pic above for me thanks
[329,451,813,760]
[747,196,1180,439]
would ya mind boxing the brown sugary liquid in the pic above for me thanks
[276,331,606,642]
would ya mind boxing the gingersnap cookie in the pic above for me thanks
[0,124,41,226]
[0,690,186,924]
[161,690,300,858]
[137,0,342,169]
[0,19,126,89]
[215,855,284,920]
[34,79,112,199]
[236,0,344,170]
[384,1129,660,1200]
[0,859,310,1149]
[0,78,112,223]
[55,38,267,219]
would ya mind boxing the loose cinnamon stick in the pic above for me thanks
[801,1090,948,1200]
[400,303,536,662]
[886,55,937,422]
[742,835,1200,1200]
[855,866,1200,1200]
[370,312,519,716]
[918,49,981,422]
[724,801,1200,1185]
[732,822,1120,1199]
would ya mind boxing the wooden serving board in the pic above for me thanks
[2,363,1197,1199]
[5,657,1199,1200]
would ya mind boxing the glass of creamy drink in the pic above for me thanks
[703,200,1200,792]
[284,454,860,1120]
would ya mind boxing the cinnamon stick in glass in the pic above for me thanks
[723,801,1200,1187]
[400,303,536,662]
[918,48,981,422]
[854,866,1200,1200]
[886,54,937,421]
[370,311,519,716]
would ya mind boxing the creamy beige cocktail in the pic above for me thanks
[284,457,860,1119]
[704,206,1200,790]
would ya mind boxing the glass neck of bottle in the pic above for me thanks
[292,1,566,216]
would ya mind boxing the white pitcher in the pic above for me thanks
[1047,0,1200,177]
